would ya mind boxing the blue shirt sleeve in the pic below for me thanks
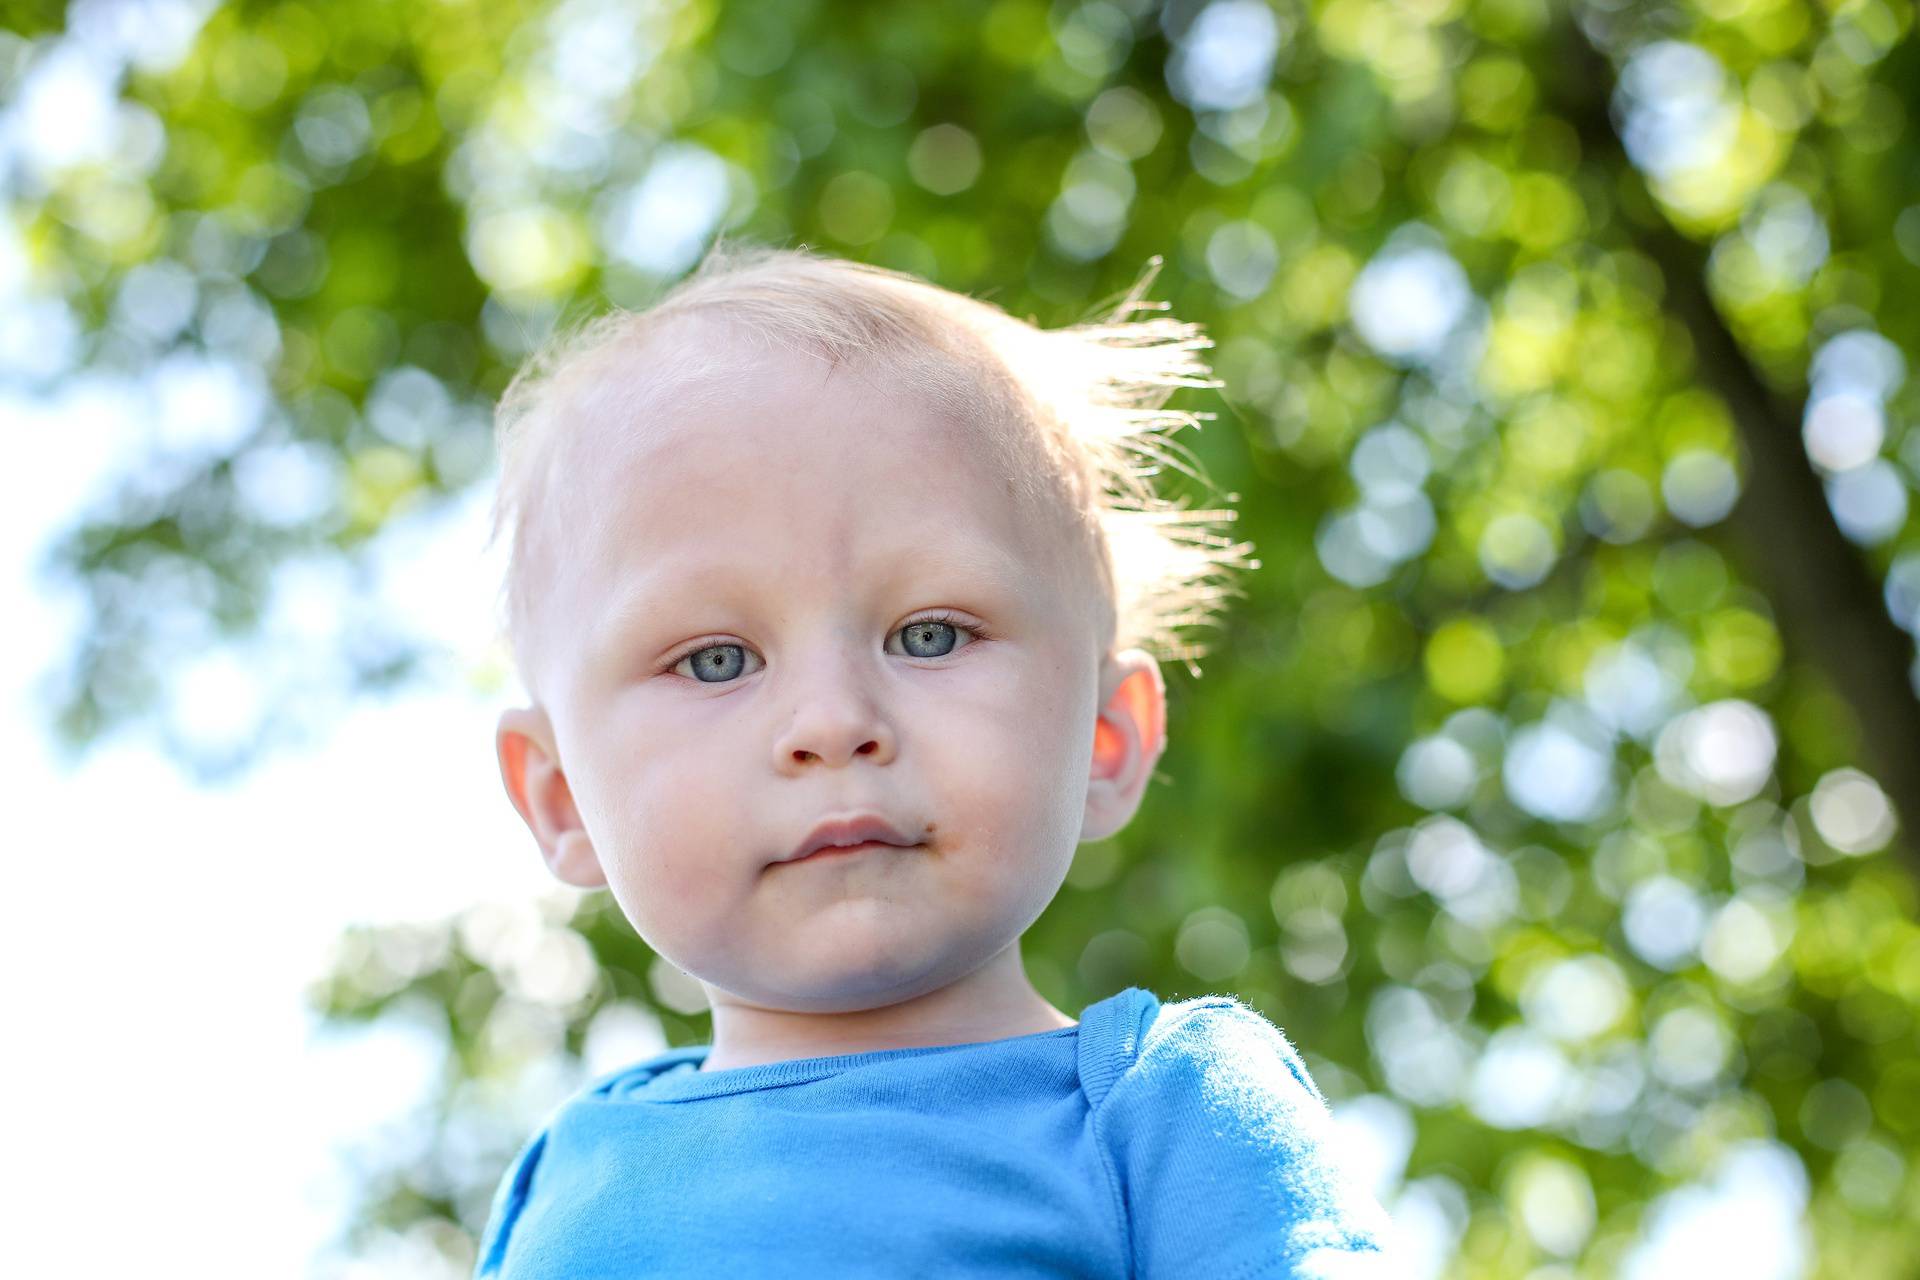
[474,1127,547,1277]
[1092,996,1397,1280]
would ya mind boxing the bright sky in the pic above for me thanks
[1,376,559,1275]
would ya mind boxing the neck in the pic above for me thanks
[696,940,1076,1072]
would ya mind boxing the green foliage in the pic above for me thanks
[12,0,1920,1273]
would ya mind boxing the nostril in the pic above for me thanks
[791,743,879,763]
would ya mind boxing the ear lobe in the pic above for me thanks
[1082,649,1168,843]
[496,705,609,889]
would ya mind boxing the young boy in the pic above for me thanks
[479,242,1394,1276]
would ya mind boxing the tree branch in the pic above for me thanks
[1548,12,1920,861]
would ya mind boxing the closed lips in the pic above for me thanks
[787,814,920,862]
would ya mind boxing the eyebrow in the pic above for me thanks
[586,542,1034,661]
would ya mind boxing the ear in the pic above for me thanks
[1081,648,1168,843]
[496,704,608,889]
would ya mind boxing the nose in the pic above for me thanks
[771,651,897,771]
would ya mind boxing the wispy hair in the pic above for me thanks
[486,239,1258,696]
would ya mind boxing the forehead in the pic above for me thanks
[535,322,1071,644]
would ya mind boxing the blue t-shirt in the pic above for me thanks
[475,986,1394,1278]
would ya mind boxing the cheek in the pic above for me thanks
[923,651,1095,842]
[577,714,749,895]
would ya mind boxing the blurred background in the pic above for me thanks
[4,0,1918,1274]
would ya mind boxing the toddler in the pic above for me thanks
[478,241,1394,1276]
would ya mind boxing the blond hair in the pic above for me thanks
[486,240,1258,699]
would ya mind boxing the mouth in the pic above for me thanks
[782,813,925,864]
[791,840,923,864]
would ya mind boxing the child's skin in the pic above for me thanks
[495,314,1169,1072]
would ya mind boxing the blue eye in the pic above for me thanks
[679,644,752,684]
[898,619,960,658]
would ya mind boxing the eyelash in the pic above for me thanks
[657,611,992,679]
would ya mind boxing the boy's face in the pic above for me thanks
[497,319,1165,1019]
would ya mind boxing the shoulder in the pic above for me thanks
[1111,992,1328,1113]
[1090,993,1396,1273]
[489,1045,701,1180]
[1090,989,1355,1190]
[582,1045,708,1097]
[474,1050,698,1275]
